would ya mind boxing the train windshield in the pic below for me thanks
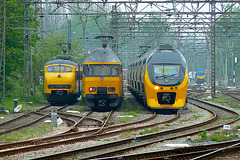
[84,64,120,77]
[154,65,180,78]
[197,69,206,75]
[47,65,72,72]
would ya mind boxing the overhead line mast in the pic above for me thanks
[0,0,6,111]
[24,0,31,102]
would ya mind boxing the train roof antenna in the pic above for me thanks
[95,36,114,48]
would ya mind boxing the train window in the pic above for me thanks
[112,65,119,76]
[197,69,205,74]
[143,59,146,64]
[94,65,110,76]
[48,66,54,72]
[55,65,65,72]
[66,66,72,72]
[154,65,180,78]
[84,64,120,77]
[83,65,92,76]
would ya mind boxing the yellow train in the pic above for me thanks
[127,45,188,112]
[83,47,123,110]
[44,58,81,105]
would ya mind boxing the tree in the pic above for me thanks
[5,0,39,96]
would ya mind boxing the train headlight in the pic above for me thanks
[89,87,96,92]
[155,86,159,90]
[108,87,115,92]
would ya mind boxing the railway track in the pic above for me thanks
[0,104,77,136]
[27,97,240,160]
[0,111,48,136]
[91,139,240,160]
[0,110,174,158]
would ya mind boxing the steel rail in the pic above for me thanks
[0,111,156,150]
[58,110,94,134]
[69,99,239,159]
[93,110,114,135]
[191,141,240,160]
[0,112,49,136]
[0,111,162,157]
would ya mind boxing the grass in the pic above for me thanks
[226,115,239,119]
[180,119,189,122]
[211,95,230,104]
[118,111,140,123]
[119,129,132,138]
[211,131,235,142]
[0,95,45,116]
[236,125,240,129]
[231,103,240,109]
[196,127,240,143]
[191,114,202,119]
[139,127,160,135]
[69,105,88,112]
[0,123,53,142]
[122,98,144,112]
[94,138,102,141]
[119,129,137,138]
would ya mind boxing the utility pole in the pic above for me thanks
[24,0,31,102]
[210,0,216,97]
[0,0,6,110]
[110,5,118,54]
[68,20,72,57]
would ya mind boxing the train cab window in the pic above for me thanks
[94,65,110,76]
[154,65,180,78]
[83,65,93,76]
[112,65,119,76]
[66,66,72,72]
[48,66,54,72]
[55,65,65,72]
[84,64,120,77]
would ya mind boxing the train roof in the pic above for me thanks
[84,48,121,63]
[45,59,78,66]
[150,49,185,64]
[196,68,206,70]
[129,46,186,67]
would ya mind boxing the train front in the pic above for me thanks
[44,59,80,104]
[144,49,188,110]
[196,68,206,84]
[83,48,123,109]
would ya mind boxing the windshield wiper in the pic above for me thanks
[156,74,177,79]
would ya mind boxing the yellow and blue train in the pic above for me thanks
[44,58,81,105]
[82,47,123,110]
[196,68,207,84]
[127,45,188,111]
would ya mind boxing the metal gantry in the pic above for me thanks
[15,0,240,98]
[0,0,6,110]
